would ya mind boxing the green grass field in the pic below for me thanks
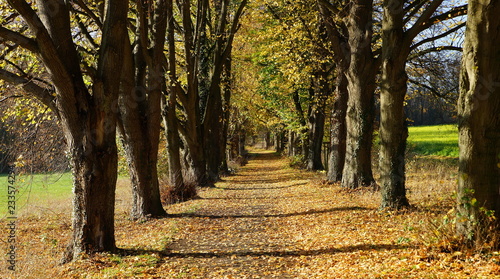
[407,124,459,157]
[0,172,73,217]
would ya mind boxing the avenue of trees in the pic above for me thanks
[0,0,498,261]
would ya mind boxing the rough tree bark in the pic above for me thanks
[327,70,348,182]
[119,0,167,219]
[456,0,500,244]
[342,0,377,189]
[379,0,410,209]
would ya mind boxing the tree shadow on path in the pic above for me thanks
[168,206,369,219]
[120,243,412,259]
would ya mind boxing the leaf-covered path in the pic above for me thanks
[54,149,500,278]
[163,150,318,277]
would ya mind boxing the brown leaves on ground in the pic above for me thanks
[2,149,500,278]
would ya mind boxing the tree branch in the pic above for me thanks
[0,68,56,110]
[421,4,467,31]
[0,26,39,53]
[0,95,23,103]
[72,0,103,29]
[317,0,350,18]
[403,0,428,26]
[409,77,457,100]
[222,0,248,62]
[409,46,462,60]
[411,22,465,51]
[405,0,445,42]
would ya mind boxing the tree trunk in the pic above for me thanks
[307,59,331,171]
[238,128,246,156]
[162,0,196,202]
[288,130,296,157]
[317,0,348,182]
[307,113,325,170]
[64,118,118,262]
[118,1,167,219]
[275,131,284,153]
[457,0,500,245]
[265,131,272,149]
[204,74,224,182]
[327,71,348,182]
[183,127,208,186]
[342,0,377,189]
[178,0,209,187]
[219,54,232,175]
[119,102,166,218]
[379,0,410,209]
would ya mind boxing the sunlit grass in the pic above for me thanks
[407,124,459,157]
[0,172,131,217]
[0,172,73,217]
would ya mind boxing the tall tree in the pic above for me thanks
[203,0,248,181]
[117,0,168,219]
[341,0,378,189]
[175,0,210,186]
[162,0,246,187]
[379,0,411,208]
[379,0,466,208]
[457,0,500,246]
[317,0,349,182]
[0,0,128,261]
[163,0,193,202]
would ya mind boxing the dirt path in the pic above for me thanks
[162,150,315,278]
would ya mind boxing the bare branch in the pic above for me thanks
[409,77,457,100]
[409,46,462,60]
[422,4,467,30]
[411,22,465,51]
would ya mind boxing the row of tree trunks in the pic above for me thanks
[2,0,252,263]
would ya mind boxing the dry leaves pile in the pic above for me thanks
[2,149,500,278]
